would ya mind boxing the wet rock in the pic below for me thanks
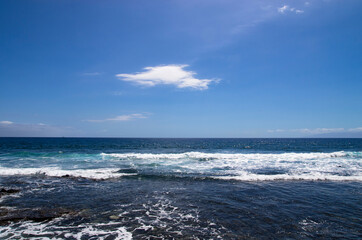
[0,207,76,225]
[0,188,20,197]
[117,169,138,174]
[61,174,71,178]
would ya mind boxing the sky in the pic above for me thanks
[0,0,362,138]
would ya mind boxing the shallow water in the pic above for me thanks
[0,138,361,239]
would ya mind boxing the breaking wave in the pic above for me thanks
[101,151,362,181]
[0,167,135,180]
[0,151,360,181]
[100,151,354,160]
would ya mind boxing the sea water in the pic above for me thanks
[0,138,361,239]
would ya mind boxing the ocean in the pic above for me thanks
[0,138,361,239]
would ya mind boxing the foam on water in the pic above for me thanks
[0,219,132,240]
[214,173,362,181]
[0,151,361,181]
[112,195,223,238]
[0,167,135,179]
[0,196,221,239]
[101,151,351,160]
[101,151,362,181]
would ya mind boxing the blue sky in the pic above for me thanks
[0,0,361,137]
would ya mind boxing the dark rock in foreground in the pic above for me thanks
[0,207,76,224]
[0,188,20,197]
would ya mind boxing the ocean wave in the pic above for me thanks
[0,151,360,181]
[0,167,135,180]
[101,151,354,160]
[214,173,362,181]
[101,151,362,181]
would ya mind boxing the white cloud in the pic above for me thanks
[292,128,345,134]
[278,5,289,13]
[116,65,218,90]
[267,129,285,133]
[348,127,362,132]
[0,121,75,137]
[86,113,149,123]
[0,121,13,125]
[278,5,304,14]
[268,127,362,135]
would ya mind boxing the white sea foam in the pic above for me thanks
[101,151,351,160]
[101,151,362,181]
[0,151,360,181]
[0,219,132,240]
[0,167,135,180]
[214,173,362,181]
[130,196,201,236]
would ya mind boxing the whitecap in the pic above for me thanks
[0,167,136,180]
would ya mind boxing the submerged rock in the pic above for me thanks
[0,188,20,197]
[0,207,76,224]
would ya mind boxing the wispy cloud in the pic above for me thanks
[278,5,304,14]
[166,1,312,49]
[268,127,362,135]
[348,127,362,132]
[116,65,218,90]
[278,5,289,13]
[267,128,285,133]
[86,113,149,123]
[293,128,345,134]
[0,121,13,125]
[0,121,75,137]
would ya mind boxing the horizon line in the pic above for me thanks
[0,137,361,139]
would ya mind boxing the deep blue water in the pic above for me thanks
[0,138,361,239]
